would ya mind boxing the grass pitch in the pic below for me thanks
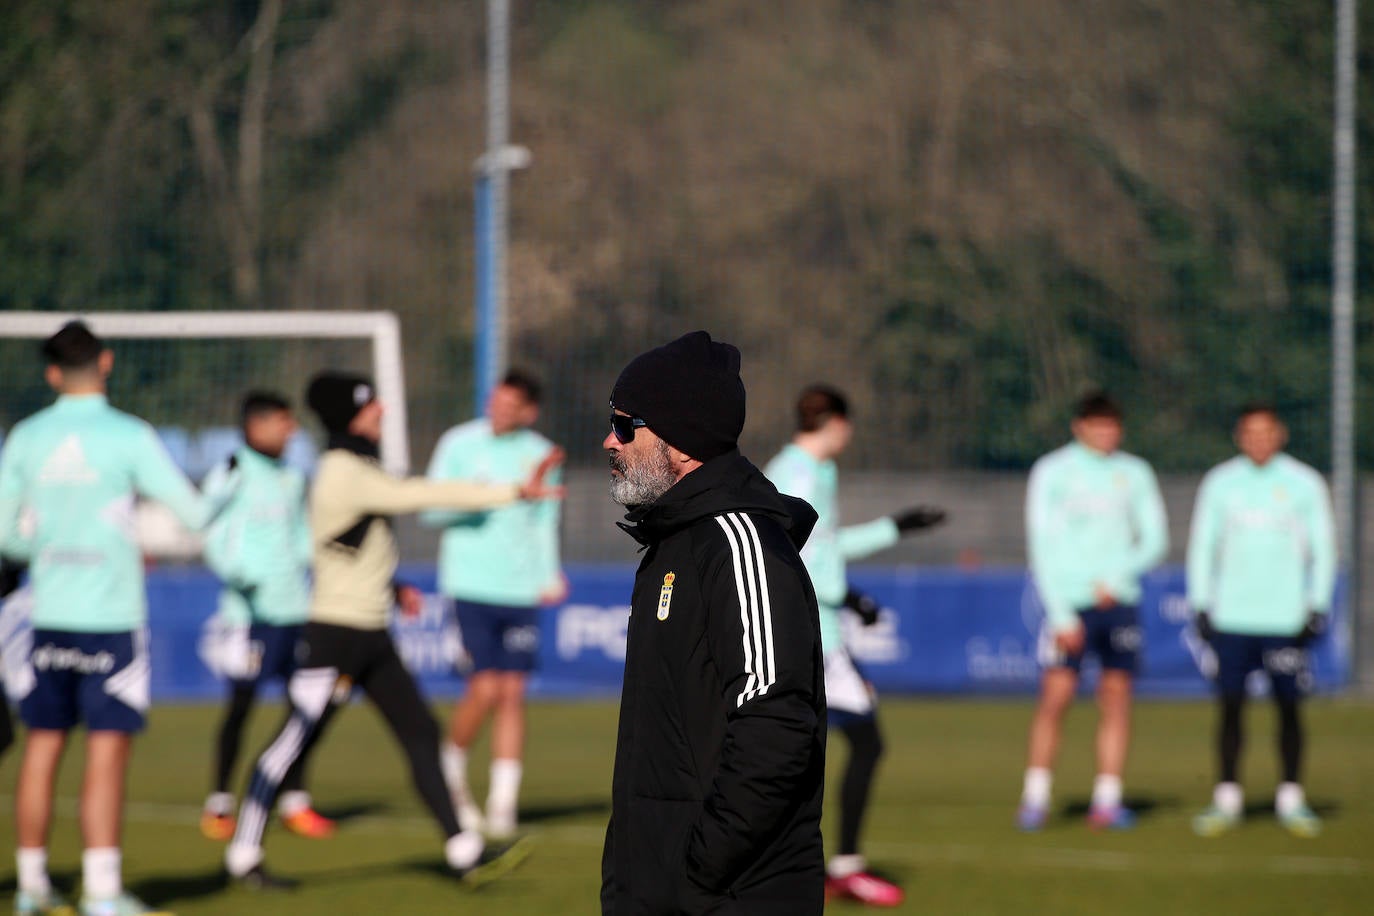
[2,696,1371,914]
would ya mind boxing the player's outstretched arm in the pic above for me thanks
[331,451,561,517]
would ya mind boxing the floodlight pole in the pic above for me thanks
[1331,0,1361,687]
[474,0,529,416]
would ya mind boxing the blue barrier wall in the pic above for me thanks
[132,564,1351,702]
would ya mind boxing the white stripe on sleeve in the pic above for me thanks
[716,513,777,707]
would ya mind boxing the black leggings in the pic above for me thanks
[214,683,309,797]
[836,717,885,857]
[229,624,458,855]
[1218,692,1303,785]
[0,699,13,759]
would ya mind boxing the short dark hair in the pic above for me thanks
[796,384,849,433]
[500,368,542,405]
[1237,401,1280,423]
[241,391,292,427]
[41,320,103,371]
[1074,390,1122,421]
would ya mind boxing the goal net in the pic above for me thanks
[0,311,409,556]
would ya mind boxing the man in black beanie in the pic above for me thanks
[225,371,562,889]
[600,331,827,915]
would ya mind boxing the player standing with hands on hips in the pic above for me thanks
[602,332,827,914]
[1019,391,1168,832]
[1188,403,1335,838]
[764,384,944,907]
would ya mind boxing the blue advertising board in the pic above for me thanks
[2,564,1351,702]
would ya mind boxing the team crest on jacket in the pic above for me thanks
[658,572,675,621]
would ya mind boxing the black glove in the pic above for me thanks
[1296,611,1327,647]
[0,558,26,599]
[892,506,946,534]
[1194,610,1215,644]
[842,587,881,626]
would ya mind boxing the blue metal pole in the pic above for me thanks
[473,172,495,415]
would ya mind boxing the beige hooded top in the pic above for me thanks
[310,449,521,630]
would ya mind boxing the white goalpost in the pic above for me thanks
[0,311,411,475]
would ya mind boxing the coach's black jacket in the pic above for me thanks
[601,450,826,916]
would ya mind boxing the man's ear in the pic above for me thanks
[98,349,115,377]
[44,364,63,392]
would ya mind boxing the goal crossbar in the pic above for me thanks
[0,311,411,474]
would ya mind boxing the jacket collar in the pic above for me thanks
[327,431,380,460]
[617,450,817,550]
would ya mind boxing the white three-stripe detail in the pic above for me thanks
[716,513,777,707]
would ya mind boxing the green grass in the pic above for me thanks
[3,697,1372,914]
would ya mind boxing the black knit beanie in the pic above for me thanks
[306,371,376,434]
[610,331,746,461]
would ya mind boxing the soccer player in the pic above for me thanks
[764,385,945,907]
[200,392,334,841]
[0,321,219,916]
[1187,403,1335,838]
[1018,391,1168,831]
[223,371,561,889]
[423,369,565,839]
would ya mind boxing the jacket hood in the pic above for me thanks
[618,450,817,550]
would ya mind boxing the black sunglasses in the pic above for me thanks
[610,412,648,443]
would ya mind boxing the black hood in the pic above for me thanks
[618,450,817,550]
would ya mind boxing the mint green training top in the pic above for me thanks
[1186,453,1336,635]
[1026,441,1169,633]
[764,443,899,654]
[0,394,213,632]
[201,445,312,627]
[420,419,562,607]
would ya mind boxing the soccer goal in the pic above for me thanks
[0,311,410,476]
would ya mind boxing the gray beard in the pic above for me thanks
[609,440,676,507]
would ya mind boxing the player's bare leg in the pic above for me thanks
[1094,670,1132,781]
[76,731,159,912]
[1019,668,1076,830]
[17,730,66,849]
[81,732,131,848]
[443,672,501,832]
[1027,667,1077,770]
[15,730,67,910]
[485,672,528,838]
[1087,670,1135,828]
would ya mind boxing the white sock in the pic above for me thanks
[487,758,523,824]
[827,854,866,879]
[1022,767,1052,809]
[1275,782,1306,817]
[441,743,468,795]
[224,842,263,878]
[17,848,50,897]
[1214,782,1243,817]
[445,830,484,871]
[204,792,235,816]
[277,790,312,818]
[1092,774,1123,811]
[82,848,122,901]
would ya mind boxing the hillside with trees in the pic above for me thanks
[0,0,1370,470]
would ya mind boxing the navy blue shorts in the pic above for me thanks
[453,600,540,674]
[1038,605,1142,675]
[1206,632,1310,701]
[234,623,303,686]
[20,629,149,733]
